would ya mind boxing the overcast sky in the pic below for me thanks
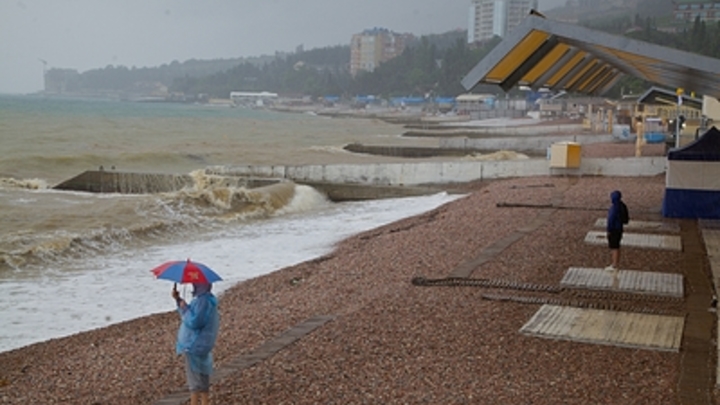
[0,0,565,94]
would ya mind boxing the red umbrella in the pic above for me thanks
[150,259,223,284]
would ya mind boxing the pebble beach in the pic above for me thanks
[0,141,715,405]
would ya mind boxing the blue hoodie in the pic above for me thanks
[176,283,219,375]
[607,190,624,232]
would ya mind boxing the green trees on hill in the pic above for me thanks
[350,37,501,97]
[598,15,720,98]
[171,45,352,98]
[50,13,720,100]
[627,17,720,59]
[167,33,502,99]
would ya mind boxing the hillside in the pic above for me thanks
[545,0,673,23]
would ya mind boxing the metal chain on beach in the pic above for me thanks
[411,276,561,292]
[411,276,685,316]
[480,293,684,316]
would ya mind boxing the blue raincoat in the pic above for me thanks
[176,283,219,375]
[607,190,624,233]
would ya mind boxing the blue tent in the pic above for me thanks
[662,126,720,219]
[389,96,426,106]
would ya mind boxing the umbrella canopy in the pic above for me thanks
[151,259,223,284]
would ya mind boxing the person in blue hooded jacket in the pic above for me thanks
[605,190,625,271]
[172,282,220,405]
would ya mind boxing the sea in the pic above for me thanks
[0,94,462,353]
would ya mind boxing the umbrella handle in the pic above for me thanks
[173,283,177,292]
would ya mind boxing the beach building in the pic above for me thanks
[467,0,538,43]
[350,28,413,77]
[230,91,278,107]
[455,93,496,116]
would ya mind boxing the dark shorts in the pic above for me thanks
[608,230,622,249]
[184,354,210,392]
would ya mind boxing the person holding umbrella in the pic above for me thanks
[152,260,221,405]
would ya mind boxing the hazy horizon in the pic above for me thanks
[1,0,567,94]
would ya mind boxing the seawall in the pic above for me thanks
[53,157,667,201]
[206,156,666,187]
[438,133,615,152]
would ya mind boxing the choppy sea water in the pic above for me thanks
[0,94,459,353]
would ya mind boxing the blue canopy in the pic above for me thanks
[667,126,720,161]
[663,126,720,219]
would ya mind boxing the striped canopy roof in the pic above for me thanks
[462,14,720,99]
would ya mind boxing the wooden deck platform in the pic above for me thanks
[520,304,685,352]
[560,267,684,298]
[594,218,680,233]
[584,231,682,251]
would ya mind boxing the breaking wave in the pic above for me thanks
[0,173,330,273]
[305,145,353,155]
[0,177,49,190]
[460,150,530,161]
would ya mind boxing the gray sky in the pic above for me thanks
[0,0,565,94]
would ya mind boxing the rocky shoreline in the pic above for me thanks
[1,165,714,404]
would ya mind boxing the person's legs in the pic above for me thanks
[611,248,620,269]
[194,372,210,405]
[611,249,620,269]
[606,231,622,270]
[186,355,207,405]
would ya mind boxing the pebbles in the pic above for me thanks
[0,146,705,404]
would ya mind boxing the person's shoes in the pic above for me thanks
[604,265,617,271]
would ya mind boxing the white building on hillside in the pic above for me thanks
[468,0,538,43]
[350,28,413,76]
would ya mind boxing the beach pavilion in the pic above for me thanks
[460,11,720,221]
[460,12,720,99]
[459,15,720,402]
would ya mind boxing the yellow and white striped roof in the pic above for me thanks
[462,14,720,98]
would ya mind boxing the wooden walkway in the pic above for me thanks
[520,304,685,352]
[584,230,683,251]
[594,218,681,233]
[677,220,714,404]
[560,267,684,298]
[153,315,334,405]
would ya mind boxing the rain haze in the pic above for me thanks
[1,0,566,94]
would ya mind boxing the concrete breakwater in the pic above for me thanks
[52,156,667,202]
[53,171,195,194]
[51,170,443,202]
[52,171,278,194]
[342,143,502,159]
[438,133,615,153]
[403,124,586,138]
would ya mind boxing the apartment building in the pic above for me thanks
[467,0,538,43]
[673,0,720,22]
[350,28,413,76]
